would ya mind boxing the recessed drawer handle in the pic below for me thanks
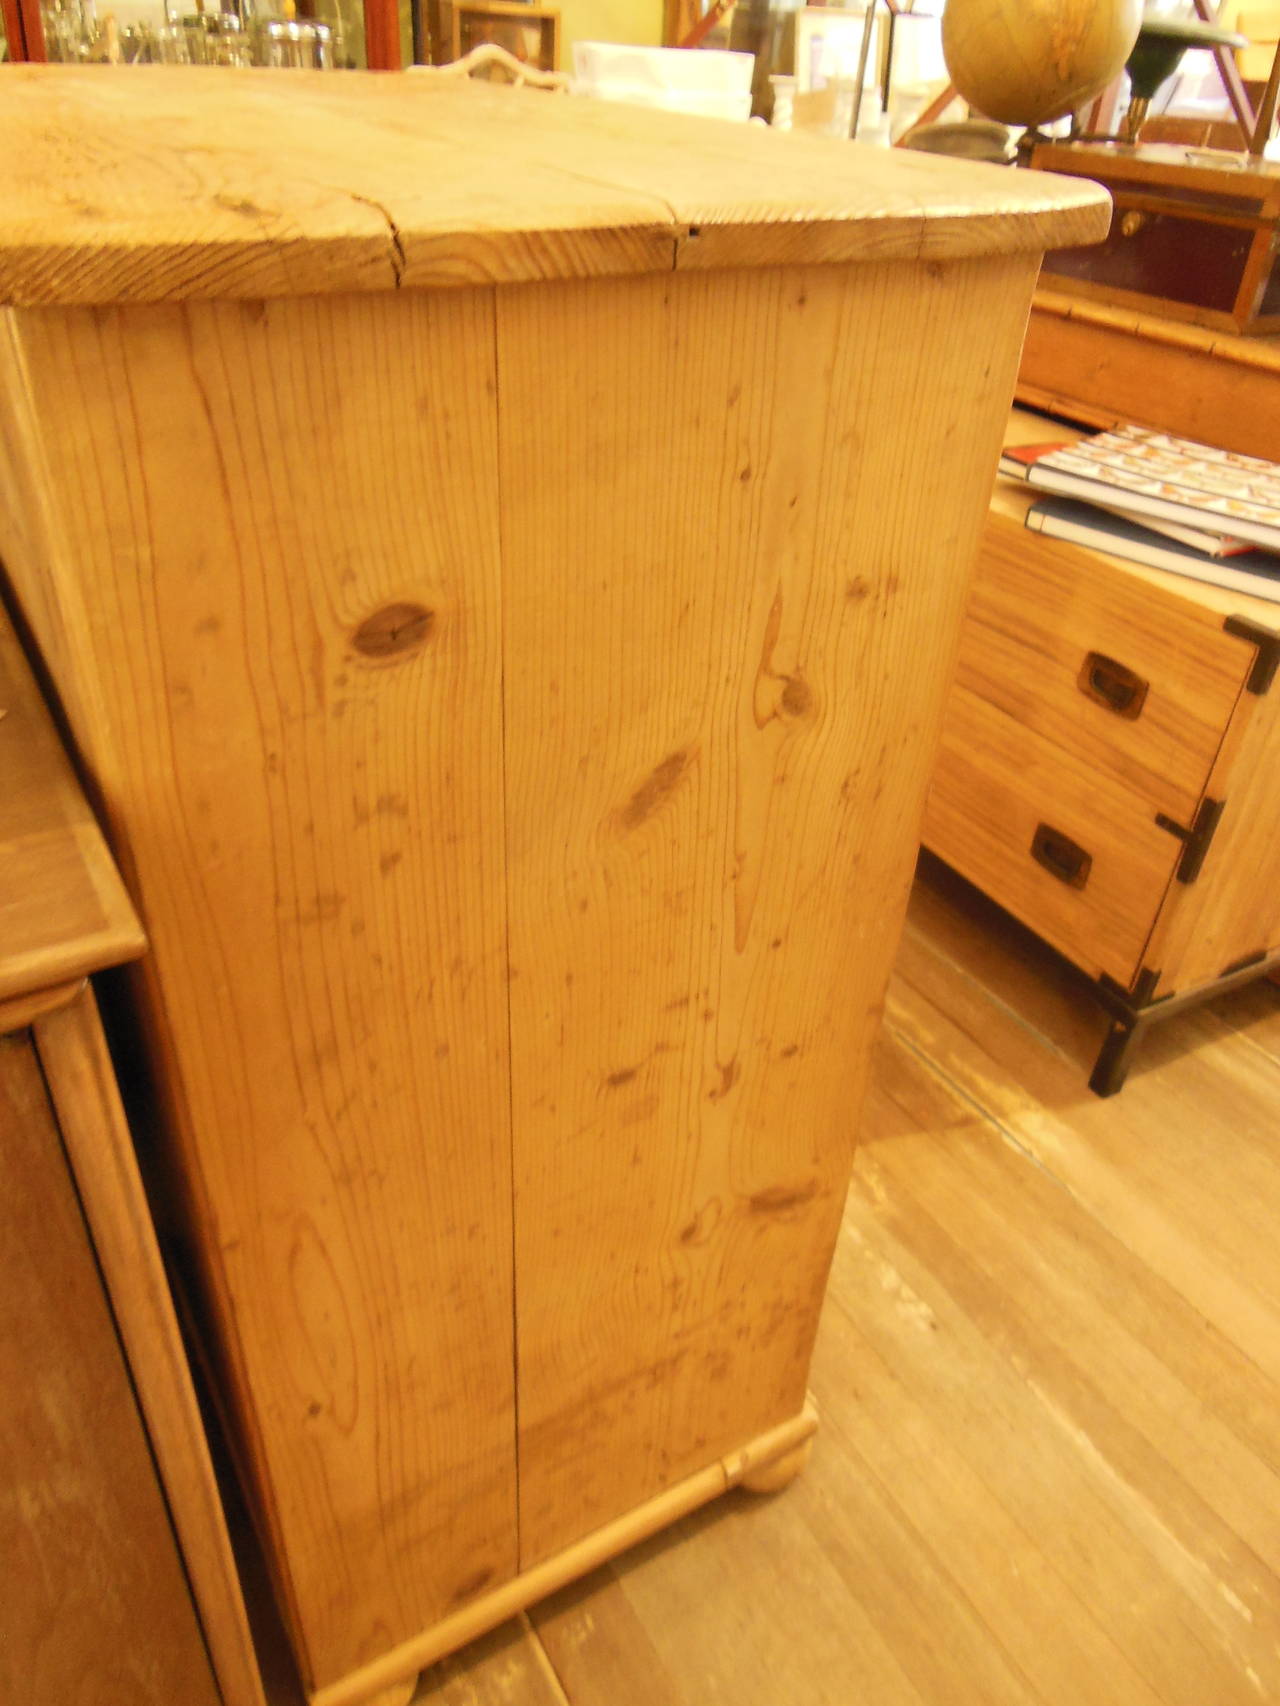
[1031,823,1093,889]
[1078,652,1149,720]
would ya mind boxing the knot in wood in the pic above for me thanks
[352,603,434,659]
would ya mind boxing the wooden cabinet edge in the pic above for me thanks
[33,987,266,1706]
[0,977,85,1034]
[308,1399,820,1706]
[1143,678,1280,994]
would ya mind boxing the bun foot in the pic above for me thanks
[739,1435,813,1494]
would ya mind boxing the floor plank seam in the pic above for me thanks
[900,921,1098,1071]
[519,1611,573,1706]
[1209,1011,1280,1073]
[880,1015,1089,1204]
[816,1305,1155,1706]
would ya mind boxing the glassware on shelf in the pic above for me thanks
[40,0,99,61]
[38,0,350,66]
[178,7,253,64]
[152,22,192,58]
[251,10,333,66]
[769,72,795,130]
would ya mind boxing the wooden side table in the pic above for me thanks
[923,408,1280,1095]
[0,608,263,1706]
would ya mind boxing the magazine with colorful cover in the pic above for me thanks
[999,441,1255,557]
[1017,426,1280,555]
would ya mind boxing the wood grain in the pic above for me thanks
[0,1030,221,1706]
[497,256,1040,1562]
[2,291,518,1692]
[36,987,266,1706]
[0,67,1110,306]
[0,596,144,1001]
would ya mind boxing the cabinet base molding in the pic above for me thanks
[309,1399,819,1706]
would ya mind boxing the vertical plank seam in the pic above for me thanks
[492,284,523,1575]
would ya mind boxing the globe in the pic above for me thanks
[941,0,1144,128]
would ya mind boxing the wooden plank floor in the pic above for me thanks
[264,855,1280,1706]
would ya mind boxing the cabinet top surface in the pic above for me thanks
[0,66,1110,306]
[0,609,145,1008]
[1033,141,1280,201]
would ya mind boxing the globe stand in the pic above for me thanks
[1015,127,1051,167]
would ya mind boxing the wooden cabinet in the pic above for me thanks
[1,1021,222,1706]
[1017,288,1280,463]
[0,606,263,1706]
[0,68,1108,1706]
[924,409,1280,1094]
[1032,143,1280,339]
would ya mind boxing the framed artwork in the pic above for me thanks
[794,4,884,95]
[451,1,558,72]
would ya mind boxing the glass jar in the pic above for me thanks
[251,13,333,65]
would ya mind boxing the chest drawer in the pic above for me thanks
[926,684,1188,988]
[923,504,1265,991]
[955,511,1256,831]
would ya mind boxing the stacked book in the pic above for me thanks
[999,425,1280,605]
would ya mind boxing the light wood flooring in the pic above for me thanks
[264,854,1280,1706]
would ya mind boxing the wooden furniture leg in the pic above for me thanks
[1089,1013,1148,1098]
[1090,952,1280,1097]
[739,1436,815,1495]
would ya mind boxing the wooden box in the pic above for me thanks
[1032,142,1280,337]
[924,410,1280,1095]
[0,68,1107,1706]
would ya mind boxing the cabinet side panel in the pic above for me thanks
[5,294,517,1689]
[1147,672,1280,991]
[498,258,1038,1561]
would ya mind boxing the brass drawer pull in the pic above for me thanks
[1078,651,1149,720]
[1031,823,1093,889]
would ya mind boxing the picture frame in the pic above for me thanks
[793,4,884,96]
[451,1,559,73]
